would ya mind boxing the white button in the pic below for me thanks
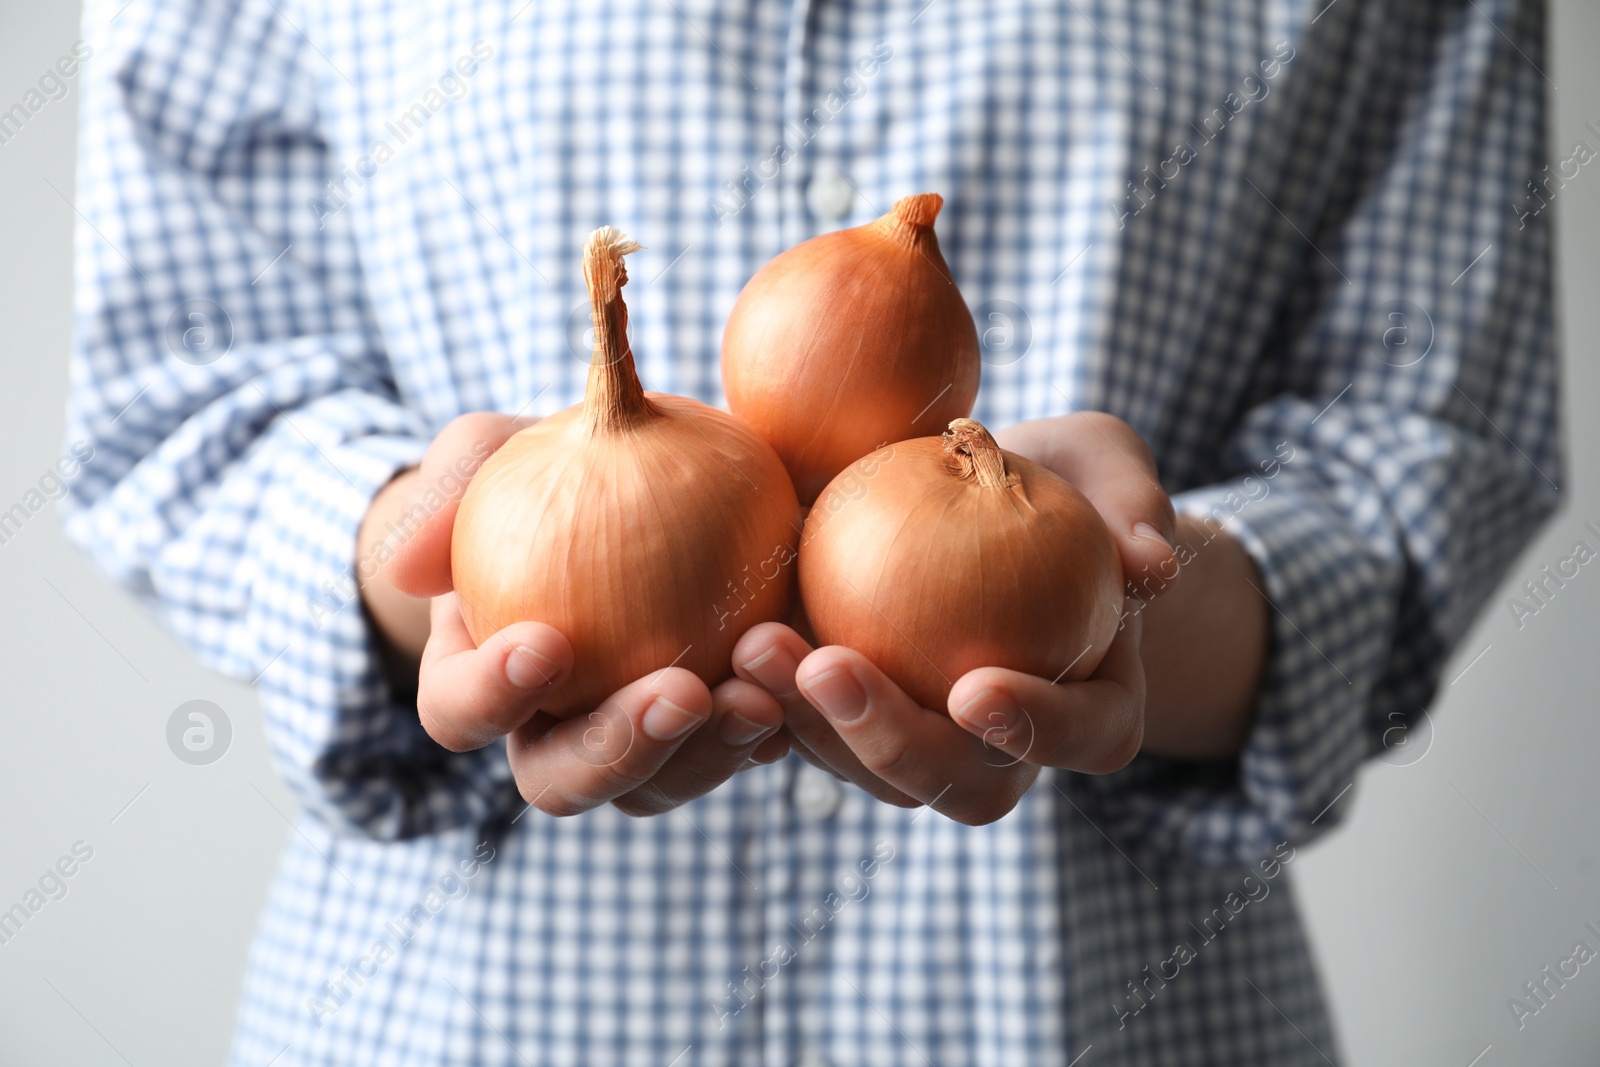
[795,1052,832,1067]
[805,172,854,221]
[793,764,843,821]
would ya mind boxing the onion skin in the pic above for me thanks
[451,229,800,716]
[798,419,1122,712]
[721,193,981,504]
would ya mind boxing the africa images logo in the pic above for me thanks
[166,700,232,766]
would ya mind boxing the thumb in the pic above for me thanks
[384,412,534,597]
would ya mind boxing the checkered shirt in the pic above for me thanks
[63,0,1560,1063]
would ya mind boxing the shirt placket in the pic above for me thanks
[753,0,815,1063]
[758,6,921,1065]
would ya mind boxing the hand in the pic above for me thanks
[735,412,1179,825]
[364,413,791,818]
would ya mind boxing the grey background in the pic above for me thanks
[0,1,1595,1063]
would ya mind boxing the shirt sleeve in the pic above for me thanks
[1076,0,1562,868]
[62,0,518,839]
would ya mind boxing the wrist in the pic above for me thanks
[1137,515,1268,761]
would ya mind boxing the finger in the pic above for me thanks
[733,623,920,808]
[611,678,784,816]
[997,413,1178,599]
[505,667,713,817]
[747,731,793,767]
[794,646,1040,826]
[736,732,795,774]
[386,412,536,598]
[947,605,1146,774]
[781,728,847,780]
[416,593,574,751]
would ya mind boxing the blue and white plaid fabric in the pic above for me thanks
[64,0,1560,1062]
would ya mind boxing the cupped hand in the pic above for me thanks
[734,612,1143,824]
[372,412,790,818]
[735,411,1175,825]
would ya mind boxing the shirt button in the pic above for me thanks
[805,171,854,221]
[793,764,843,822]
[794,1053,833,1067]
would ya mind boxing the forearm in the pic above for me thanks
[1137,515,1268,761]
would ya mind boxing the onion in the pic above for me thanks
[798,419,1122,711]
[721,193,981,503]
[452,227,801,716]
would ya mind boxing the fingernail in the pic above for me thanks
[719,713,774,747]
[641,696,705,741]
[505,645,558,689]
[801,668,868,723]
[955,690,1020,738]
[1133,522,1172,551]
[740,645,800,697]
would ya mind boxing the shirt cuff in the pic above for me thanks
[1071,476,1397,868]
[247,430,521,840]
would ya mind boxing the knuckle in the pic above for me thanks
[1077,722,1142,776]
[592,759,656,799]
[513,767,590,818]
[949,797,1007,826]
[1098,722,1145,774]
[533,791,588,818]
[669,765,726,802]
[684,746,745,789]
[445,410,502,444]
[861,732,919,782]
[1082,754,1120,776]
[1087,410,1142,446]
[949,781,1026,825]
[1089,412,1161,474]
[613,786,673,818]
[416,692,469,751]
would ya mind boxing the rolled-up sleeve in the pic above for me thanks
[1081,0,1561,867]
[62,0,517,839]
